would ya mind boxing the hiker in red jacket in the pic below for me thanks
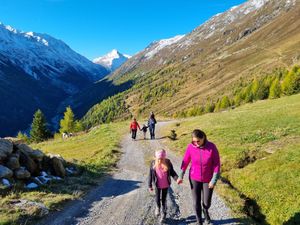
[130,118,141,140]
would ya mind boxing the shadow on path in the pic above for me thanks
[38,177,142,225]
[165,216,250,225]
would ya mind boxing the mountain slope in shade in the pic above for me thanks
[0,23,110,137]
[93,49,130,72]
[86,0,299,120]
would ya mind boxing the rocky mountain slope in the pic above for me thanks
[83,0,300,124]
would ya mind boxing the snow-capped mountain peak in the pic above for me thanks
[93,49,131,72]
[175,0,296,48]
[145,35,185,59]
[108,49,121,57]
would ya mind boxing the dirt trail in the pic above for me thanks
[39,122,240,225]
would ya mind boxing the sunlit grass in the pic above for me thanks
[162,94,300,224]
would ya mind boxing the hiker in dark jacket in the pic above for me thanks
[148,112,157,139]
[148,149,178,223]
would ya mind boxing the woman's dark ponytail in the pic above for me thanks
[192,129,207,145]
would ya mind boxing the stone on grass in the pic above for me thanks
[14,167,31,179]
[26,182,39,189]
[6,156,20,170]
[0,138,13,160]
[51,157,66,178]
[1,178,11,187]
[17,144,44,161]
[13,199,49,217]
[19,152,39,175]
[0,165,13,178]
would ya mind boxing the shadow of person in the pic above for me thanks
[283,212,300,225]
[133,136,167,141]
[212,218,242,225]
[164,215,197,224]
[166,216,249,225]
[182,215,197,224]
[156,136,168,140]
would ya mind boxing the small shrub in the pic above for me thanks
[205,101,215,113]
[269,78,281,99]
[17,131,30,143]
[281,65,300,96]
[220,96,231,110]
[169,130,177,140]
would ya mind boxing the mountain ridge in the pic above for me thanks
[0,22,110,137]
[82,0,300,126]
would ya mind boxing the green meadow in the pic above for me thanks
[162,94,300,225]
[0,122,126,225]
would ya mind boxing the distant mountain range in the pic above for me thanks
[1,0,299,137]
[0,22,109,136]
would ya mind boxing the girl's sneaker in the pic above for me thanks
[155,207,160,217]
[160,212,166,223]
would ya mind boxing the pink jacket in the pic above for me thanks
[181,141,220,183]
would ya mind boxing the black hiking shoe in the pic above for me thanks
[197,220,203,225]
[203,209,212,224]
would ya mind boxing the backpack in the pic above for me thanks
[149,118,156,126]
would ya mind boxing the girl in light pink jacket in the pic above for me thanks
[148,149,178,223]
[177,129,220,225]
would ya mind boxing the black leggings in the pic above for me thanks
[131,129,137,139]
[149,126,155,139]
[190,179,214,223]
[155,187,168,209]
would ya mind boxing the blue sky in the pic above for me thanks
[0,0,246,59]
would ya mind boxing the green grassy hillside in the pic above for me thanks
[162,94,300,225]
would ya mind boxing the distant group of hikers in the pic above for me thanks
[129,112,157,140]
[129,113,221,225]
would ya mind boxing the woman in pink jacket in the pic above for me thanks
[177,129,220,225]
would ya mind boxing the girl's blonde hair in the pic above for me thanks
[154,158,169,172]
